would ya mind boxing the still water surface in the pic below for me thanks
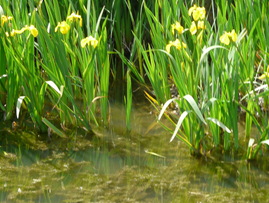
[0,104,269,202]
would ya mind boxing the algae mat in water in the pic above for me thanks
[0,104,269,202]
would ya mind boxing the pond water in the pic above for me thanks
[0,103,269,202]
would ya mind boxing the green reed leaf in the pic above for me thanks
[183,95,207,125]
[158,98,178,121]
[145,149,166,158]
[207,117,232,133]
[170,110,190,142]
[42,117,66,138]
[200,45,227,64]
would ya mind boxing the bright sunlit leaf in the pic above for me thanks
[0,74,7,79]
[0,6,4,16]
[145,149,166,158]
[158,98,178,120]
[207,117,232,133]
[261,139,269,146]
[248,138,255,147]
[170,110,190,142]
[200,45,227,64]
[16,96,25,119]
[183,95,207,125]
[46,81,63,96]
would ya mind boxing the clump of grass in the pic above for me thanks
[1,0,269,160]
[0,0,110,133]
[129,0,269,159]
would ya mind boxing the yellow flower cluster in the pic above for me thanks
[166,39,187,53]
[171,21,184,35]
[67,12,83,27]
[55,12,82,35]
[219,29,237,45]
[54,12,98,48]
[188,5,206,35]
[8,25,38,37]
[166,4,207,52]
[2,15,38,37]
[1,15,13,26]
[55,21,70,34]
[188,4,206,21]
[2,11,98,48]
[81,36,98,48]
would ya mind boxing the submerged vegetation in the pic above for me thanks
[0,0,269,160]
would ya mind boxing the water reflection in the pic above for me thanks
[0,103,269,202]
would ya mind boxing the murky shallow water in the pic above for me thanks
[0,104,269,202]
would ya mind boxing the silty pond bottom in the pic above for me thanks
[0,103,268,202]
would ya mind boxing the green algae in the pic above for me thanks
[0,104,269,202]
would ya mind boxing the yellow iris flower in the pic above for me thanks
[188,4,206,21]
[55,21,70,34]
[26,25,38,37]
[259,65,269,80]
[219,29,237,45]
[197,20,205,30]
[9,25,38,37]
[190,21,197,35]
[229,29,237,42]
[81,36,98,48]
[165,39,187,53]
[189,20,205,35]
[1,15,13,26]
[66,12,83,27]
[219,34,230,45]
[259,72,269,80]
[171,21,184,35]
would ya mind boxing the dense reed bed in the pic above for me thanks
[0,0,269,160]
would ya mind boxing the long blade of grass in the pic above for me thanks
[145,149,166,158]
[170,110,190,142]
[95,6,105,34]
[126,70,132,130]
[200,45,227,64]
[183,95,207,125]
[158,98,178,120]
[42,117,66,138]
[207,117,232,133]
